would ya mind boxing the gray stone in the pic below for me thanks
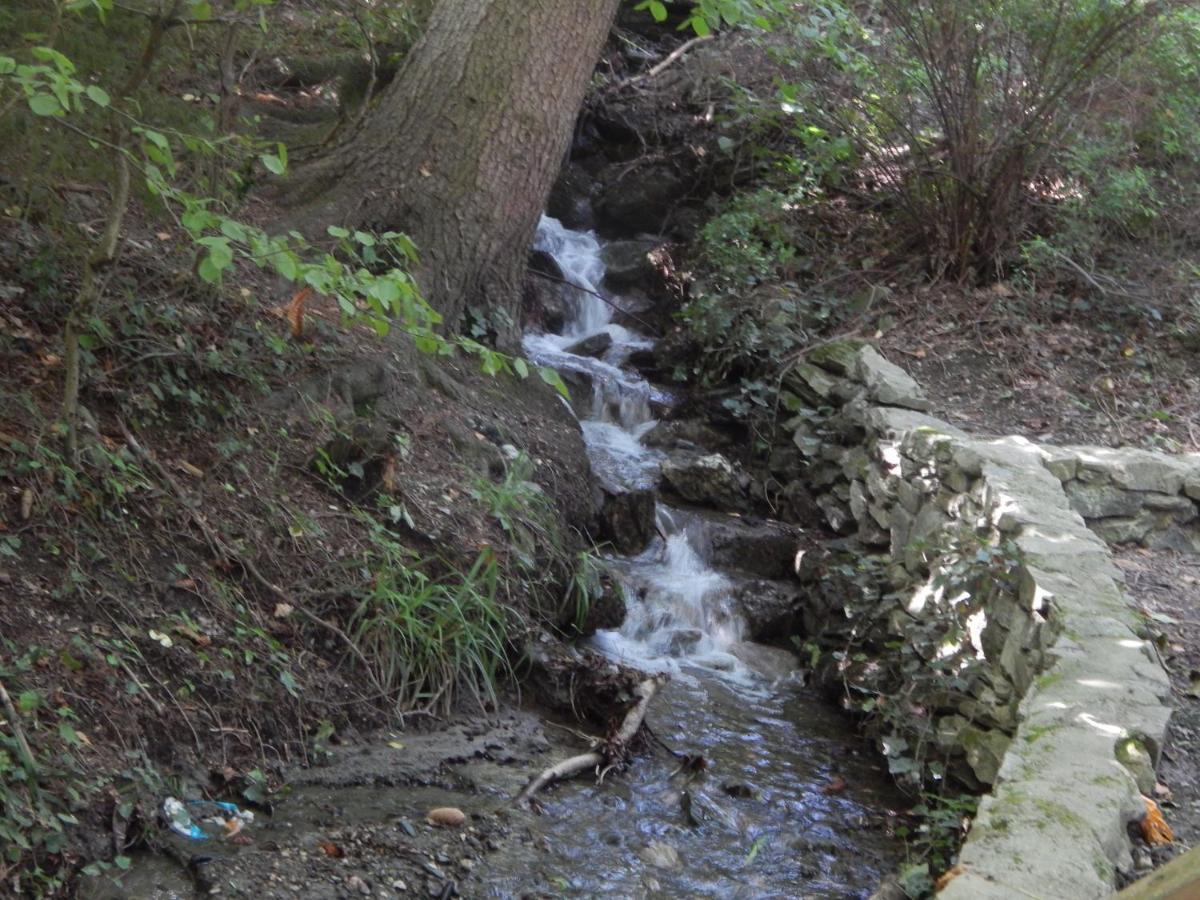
[1065,482,1145,518]
[563,332,613,358]
[1071,446,1191,494]
[855,346,932,411]
[784,362,843,406]
[807,338,870,376]
[598,487,657,555]
[660,452,751,512]
[1090,512,1157,546]
[959,727,1011,786]
[733,579,805,643]
[703,516,804,580]
[600,239,661,291]
[816,494,853,534]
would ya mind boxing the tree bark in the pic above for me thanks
[286,0,621,335]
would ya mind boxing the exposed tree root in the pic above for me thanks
[515,675,664,805]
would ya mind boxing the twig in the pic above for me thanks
[0,678,37,775]
[612,35,715,91]
[529,268,661,337]
[515,676,663,805]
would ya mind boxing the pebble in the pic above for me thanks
[392,878,408,892]
[426,807,466,828]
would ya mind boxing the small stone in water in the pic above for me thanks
[426,807,466,827]
[639,841,681,870]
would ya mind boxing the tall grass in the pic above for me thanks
[349,537,516,715]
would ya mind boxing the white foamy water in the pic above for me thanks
[524,215,754,680]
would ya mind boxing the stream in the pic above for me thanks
[493,217,906,897]
[84,219,904,899]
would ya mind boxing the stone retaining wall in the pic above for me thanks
[785,341,1175,898]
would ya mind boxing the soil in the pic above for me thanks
[878,283,1200,452]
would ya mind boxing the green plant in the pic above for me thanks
[348,527,517,715]
[896,792,979,897]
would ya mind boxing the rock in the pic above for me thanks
[660,452,751,511]
[733,579,805,643]
[521,272,572,334]
[704,517,806,579]
[1071,446,1191,494]
[666,628,703,654]
[642,418,731,452]
[579,575,627,636]
[784,362,845,407]
[595,165,685,233]
[807,339,870,376]
[600,239,661,291]
[639,840,682,870]
[722,782,757,799]
[855,346,931,411]
[425,807,466,828]
[730,641,800,682]
[563,332,613,358]
[546,163,595,229]
[1064,482,1145,518]
[599,487,657,554]
[958,727,1011,786]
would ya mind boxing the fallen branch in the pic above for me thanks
[529,268,662,337]
[612,35,715,91]
[515,676,663,805]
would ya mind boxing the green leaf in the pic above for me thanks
[326,225,350,239]
[28,94,61,116]
[689,15,711,36]
[513,357,529,379]
[0,57,17,75]
[16,691,39,713]
[260,153,286,175]
[114,855,132,870]
[279,669,300,698]
[85,84,110,107]
[537,366,569,399]
[197,257,222,284]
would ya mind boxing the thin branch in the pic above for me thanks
[611,34,715,91]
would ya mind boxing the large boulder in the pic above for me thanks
[563,332,613,358]
[733,579,806,643]
[546,163,596,230]
[601,239,662,292]
[595,164,686,234]
[660,451,751,512]
[599,487,657,555]
[704,516,806,580]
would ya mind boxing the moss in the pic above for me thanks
[1032,797,1089,832]
[1022,723,1059,744]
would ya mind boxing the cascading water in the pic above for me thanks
[524,216,751,678]
[498,216,904,898]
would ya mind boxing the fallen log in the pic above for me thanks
[515,676,664,805]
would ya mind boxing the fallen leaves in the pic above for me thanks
[1141,796,1175,845]
[317,839,345,858]
[821,775,847,795]
[935,864,966,891]
[285,287,312,340]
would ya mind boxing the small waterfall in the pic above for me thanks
[523,215,750,678]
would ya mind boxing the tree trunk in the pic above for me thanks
[288,0,620,336]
